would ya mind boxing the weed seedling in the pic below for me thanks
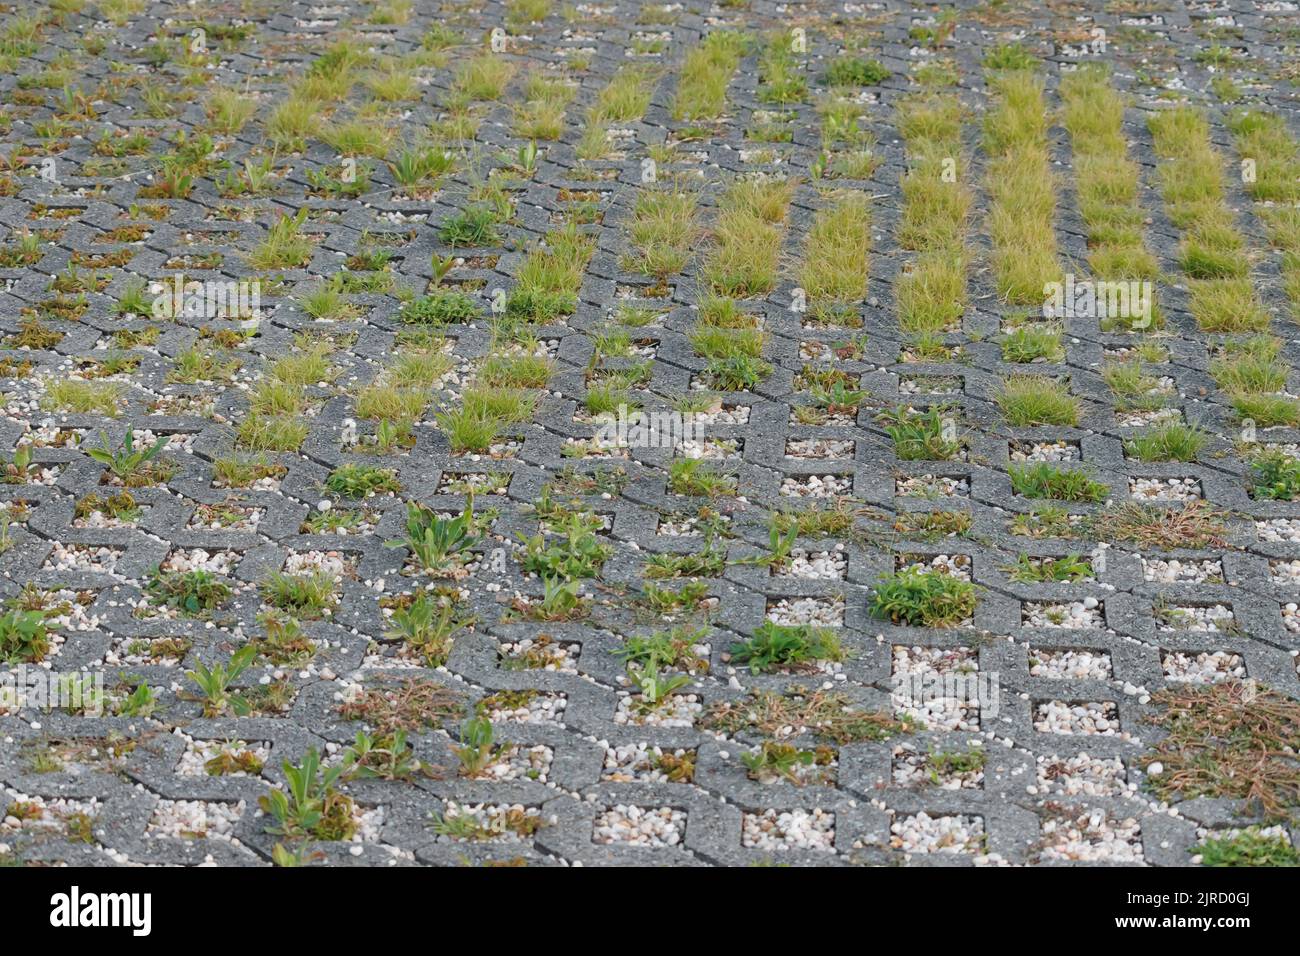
[728,621,843,674]
[146,568,232,616]
[186,645,257,717]
[86,428,168,482]
[387,500,478,573]
[260,747,356,840]
[869,568,978,627]
[452,716,499,777]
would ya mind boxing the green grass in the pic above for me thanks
[878,405,961,461]
[1230,392,1300,427]
[1094,500,1227,550]
[1149,107,1264,333]
[455,54,515,101]
[439,204,504,247]
[1226,110,1300,204]
[700,178,793,299]
[478,352,553,389]
[1210,336,1287,392]
[591,63,659,123]
[1005,553,1092,583]
[206,87,257,134]
[1143,681,1300,821]
[237,413,310,451]
[1260,207,1300,322]
[869,568,978,628]
[983,68,1060,304]
[1009,463,1107,502]
[43,379,121,416]
[147,568,232,616]
[690,326,764,361]
[983,43,1037,71]
[757,31,806,104]
[437,386,535,453]
[892,509,972,540]
[324,464,400,498]
[1226,112,1300,323]
[248,209,312,269]
[729,621,843,674]
[1123,424,1208,462]
[626,186,699,278]
[401,289,482,325]
[261,571,337,619]
[1193,828,1300,867]
[798,191,872,318]
[668,459,736,497]
[1060,65,1160,302]
[997,375,1078,426]
[506,225,596,322]
[895,92,970,334]
[1001,324,1063,363]
[824,56,889,86]
[355,384,425,429]
[672,31,746,121]
[515,72,576,141]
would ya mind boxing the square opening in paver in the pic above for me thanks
[593,805,686,847]
[890,812,985,854]
[1154,601,1236,633]
[1028,646,1112,679]
[742,808,835,852]
[1161,650,1245,684]
[1023,599,1103,628]
[892,744,985,789]
[1033,700,1120,735]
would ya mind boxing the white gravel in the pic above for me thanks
[147,799,243,841]
[657,511,731,537]
[898,552,971,580]
[175,737,269,777]
[742,808,835,852]
[1161,650,1245,684]
[613,692,701,727]
[780,474,852,498]
[891,744,984,789]
[43,544,123,575]
[891,645,981,731]
[785,438,855,460]
[1023,599,1103,629]
[433,802,543,843]
[1034,754,1129,797]
[890,812,985,854]
[593,805,685,847]
[1156,603,1235,632]
[1129,477,1201,501]
[483,692,568,725]
[1269,559,1300,584]
[766,595,845,627]
[1033,700,1122,736]
[498,635,580,673]
[1142,557,1223,583]
[1010,440,1079,462]
[773,548,847,580]
[896,474,969,498]
[601,743,696,783]
[1038,809,1143,863]
[1257,518,1300,542]
[1029,647,1113,679]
